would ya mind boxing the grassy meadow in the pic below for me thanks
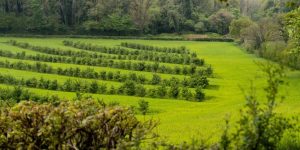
[0,37,300,143]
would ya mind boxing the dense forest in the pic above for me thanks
[0,0,299,35]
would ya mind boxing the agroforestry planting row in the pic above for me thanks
[0,74,205,100]
[0,86,60,103]
[63,40,189,55]
[120,42,189,54]
[0,49,210,76]
[0,60,209,88]
[9,40,204,66]
[0,40,212,101]
[63,41,204,66]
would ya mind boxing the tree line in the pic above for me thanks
[8,40,201,66]
[0,73,206,101]
[0,0,299,37]
[63,40,204,66]
[0,50,213,79]
[120,42,190,54]
[0,0,243,35]
[0,86,59,103]
[0,60,209,88]
[9,41,207,73]
[228,1,300,70]
[0,49,201,76]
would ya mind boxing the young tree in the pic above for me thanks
[156,85,167,98]
[195,87,205,101]
[122,80,136,96]
[181,87,192,100]
[227,63,296,150]
[169,83,180,99]
[135,84,146,97]
[151,74,161,85]
[138,99,149,116]
[108,85,116,95]
[89,80,99,93]
[49,80,58,90]
[62,79,73,92]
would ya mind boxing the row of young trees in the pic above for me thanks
[63,40,186,55]
[0,86,59,103]
[9,40,200,66]
[8,41,209,75]
[0,74,205,101]
[120,42,190,54]
[63,40,204,66]
[0,60,209,88]
[1,49,202,76]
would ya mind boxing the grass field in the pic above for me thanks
[0,37,300,143]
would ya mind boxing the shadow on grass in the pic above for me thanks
[206,85,220,90]
[204,96,217,101]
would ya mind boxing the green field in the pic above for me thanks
[0,37,300,143]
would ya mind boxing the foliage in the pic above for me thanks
[209,10,234,35]
[0,100,158,149]
[138,99,149,116]
[220,63,298,150]
[195,87,205,101]
[229,17,253,38]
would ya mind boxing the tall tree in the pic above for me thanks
[130,0,153,32]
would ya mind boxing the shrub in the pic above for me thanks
[0,100,157,149]
[138,99,149,116]
[195,87,205,101]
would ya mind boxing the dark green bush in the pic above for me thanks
[0,100,157,149]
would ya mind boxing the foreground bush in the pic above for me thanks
[0,100,157,149]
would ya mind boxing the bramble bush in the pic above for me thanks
[0,100,158,149]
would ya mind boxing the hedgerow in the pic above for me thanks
[0,73,206,100]
[62,40,204,66]
[0,60,210,88]
[1,47,204,75]
[121,42,190,54]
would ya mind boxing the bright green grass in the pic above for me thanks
[0,37,300,143]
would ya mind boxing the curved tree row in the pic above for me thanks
[63,40,203,65]
[0,73,205,101]
[120,42,190,54]
[0,49,211,76]
[0,60,209,88]
[9,40,198,66]
[0,86,60,103]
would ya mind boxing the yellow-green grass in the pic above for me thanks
[0,37,300,143]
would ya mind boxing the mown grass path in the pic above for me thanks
[0,38,299,143]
